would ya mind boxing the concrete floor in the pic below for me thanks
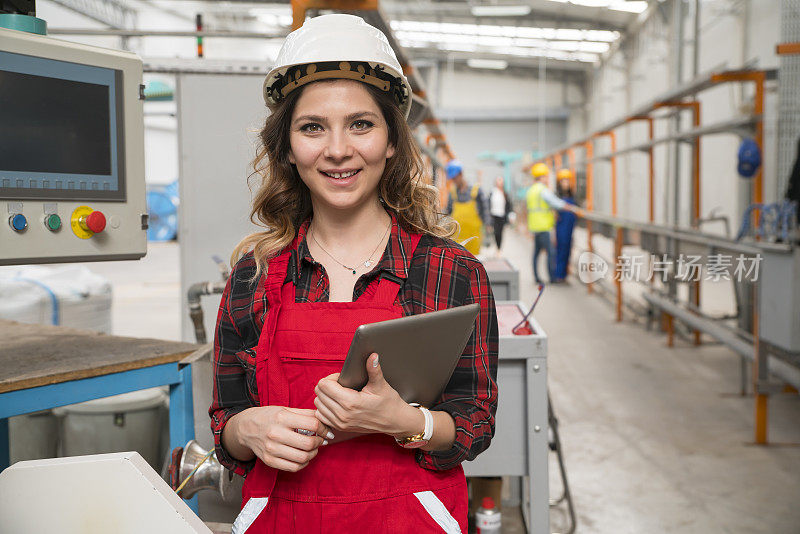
[86,229,800,533]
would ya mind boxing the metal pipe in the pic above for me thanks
[643,292,751,357]
[642,292,800,391]
[187,281,226,344]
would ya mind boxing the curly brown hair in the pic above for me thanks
[231,80,456,278]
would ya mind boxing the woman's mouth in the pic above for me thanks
[321,169,360,179]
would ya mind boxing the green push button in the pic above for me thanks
[46,213,62,231]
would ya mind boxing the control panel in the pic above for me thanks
[1,27,147,265]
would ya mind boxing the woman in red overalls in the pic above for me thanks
[209,14,498,533]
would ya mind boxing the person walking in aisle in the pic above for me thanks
[553,169,578,283]
[446,160,487,255]
[488,176,512,257]
[526,163,574,284]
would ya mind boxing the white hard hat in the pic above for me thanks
[264,14,412,118]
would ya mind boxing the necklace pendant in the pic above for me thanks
[352,269,357,275]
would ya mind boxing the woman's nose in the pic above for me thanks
[323,130,353,160]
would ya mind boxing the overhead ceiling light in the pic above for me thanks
[608,1,648,12]
[390,20,620,43]
[470,5,532,17]
[467,58,509,70]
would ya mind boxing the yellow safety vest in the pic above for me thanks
[526,182,555,232]
[451,185,482,255]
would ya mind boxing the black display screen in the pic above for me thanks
[0,70,111,175]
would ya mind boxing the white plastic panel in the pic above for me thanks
[0,452,212,533]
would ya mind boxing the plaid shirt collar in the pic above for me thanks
[293,210,416,283]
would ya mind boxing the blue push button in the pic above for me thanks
[9,213,28,232]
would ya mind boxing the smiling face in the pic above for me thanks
[288,79,395,214]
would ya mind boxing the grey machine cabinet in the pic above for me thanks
[484,258,520,302]
[463,301,548,534]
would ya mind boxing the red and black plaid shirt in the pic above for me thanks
[210,211,498,475]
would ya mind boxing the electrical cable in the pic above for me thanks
[512,283,545,335]
[174,449,214,495]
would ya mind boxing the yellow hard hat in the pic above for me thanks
[530,163,550,178]
[556,168,573,180]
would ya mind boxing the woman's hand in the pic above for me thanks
[224,406,333,472]
[313,353,425,439]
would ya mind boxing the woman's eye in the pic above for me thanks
[300,123,322,132]
[352,120,374,130]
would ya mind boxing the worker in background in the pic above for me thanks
[553,169,578,283]
[446,160,487,255]
[488,176,512,257]
[526,163,572,284]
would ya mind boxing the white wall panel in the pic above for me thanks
[573,0,781,230]
[177,74,265,343]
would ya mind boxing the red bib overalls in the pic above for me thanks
[233,234,468,533]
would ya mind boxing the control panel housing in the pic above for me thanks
[0,27,147,265]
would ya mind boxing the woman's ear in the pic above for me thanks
[288,149,296,165]
[386,143,395,160]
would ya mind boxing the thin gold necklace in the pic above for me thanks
[310,222,391,275]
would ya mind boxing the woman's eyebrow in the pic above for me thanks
[293,111,379,125]
[293,114,326,125]
[345,111,379,122]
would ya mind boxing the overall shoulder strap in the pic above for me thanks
[263,240,295,306]
[371,232,423,305]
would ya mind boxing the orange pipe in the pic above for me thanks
[648,118,654,223]
[615,226,623,322]
[776,42,800,55]
[710,71,766,219]
[627,116,656,223]
[584,141,594,212]
[585,140,594,294]
[566,148,577,190]
[596,131,618,217]
[657,101,702,344]
[753,274,766,444]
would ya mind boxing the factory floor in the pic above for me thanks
[91,228,800,533]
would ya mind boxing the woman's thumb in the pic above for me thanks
[366,353,385,385]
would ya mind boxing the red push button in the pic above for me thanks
[85,211,106,233]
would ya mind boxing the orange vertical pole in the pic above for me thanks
[666,314,674,347]
[753,72,765,211]
[567,147,577,190]
[626,116,656,223]
[609,133,618,217]
[690,102,701,345]
[555,152,563,172]
[710,71,766,224]
[647,118,655,223]
[594,132,618,217]
[585,140,594,295]
[690,101,701,227]
[656,101,703,344]
[615,226,623,322]
[753,284,767,444]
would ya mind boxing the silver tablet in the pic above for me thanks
[338,303,481,407]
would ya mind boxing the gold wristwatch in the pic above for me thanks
[395,404,432,449]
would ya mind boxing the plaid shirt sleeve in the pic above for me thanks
[209,254,262,476]
[409,242,499,471]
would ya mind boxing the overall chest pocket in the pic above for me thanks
[279,352,344,410]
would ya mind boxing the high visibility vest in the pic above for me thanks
[450,185,482,255]
[526,182,555,232]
